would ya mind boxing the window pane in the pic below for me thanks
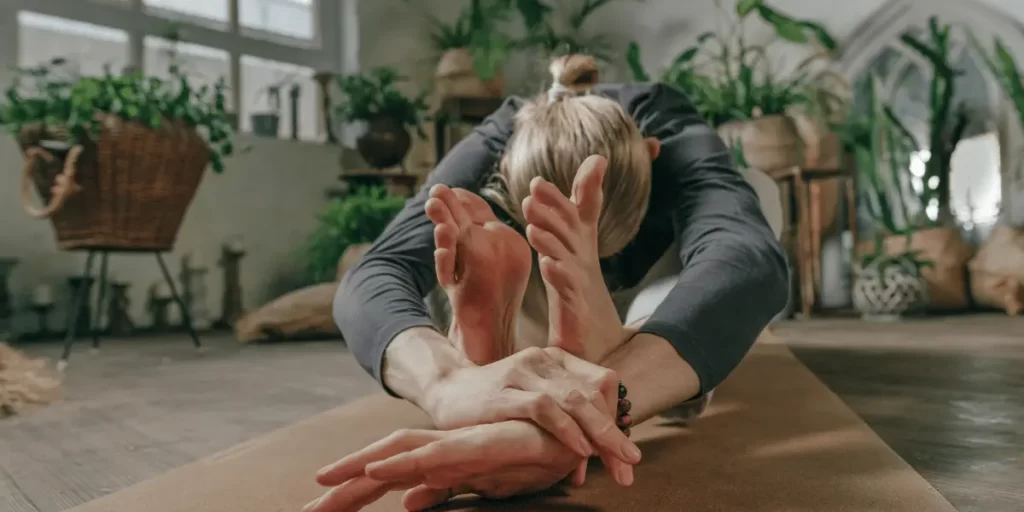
[144,0,229,25]
[144,37,231,98]
[240,56,320,141]
[240,0,315,40]
[18,12,129,76]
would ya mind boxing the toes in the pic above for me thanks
[530,177,580,230]
[431,184,470,228]
[571,155,607,226]
[539,256,580,294]
[425,198,454,227]
[526,225,572,262]
[452,188,499,224]
[522,196,576,253]
[434,222,458,287]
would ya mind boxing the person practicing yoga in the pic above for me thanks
[312,55,789,512]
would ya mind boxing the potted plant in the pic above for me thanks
[627,0,844,171]
[335,67,430,170]
[0,58,236,251]
[303,187,406,283]
[423,0,518,98]
[518,0,637,64]
[852,244,931,320]
[840,76,931,319]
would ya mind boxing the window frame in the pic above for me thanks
[0,0,347,132]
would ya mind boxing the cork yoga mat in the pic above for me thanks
[70,341,955,512]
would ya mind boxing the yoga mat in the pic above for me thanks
[70,339,955,512]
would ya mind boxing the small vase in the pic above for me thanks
[356,116,412,169]
[852,262,928,320]
[251,113,280,137]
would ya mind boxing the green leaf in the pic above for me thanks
[736,0,761,17]
[626,42,651,82]
[799,21,837,50]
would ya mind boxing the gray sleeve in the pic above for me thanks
[614,84,791,394]
[333,97,522,389]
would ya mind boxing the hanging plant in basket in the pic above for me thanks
[0,58,236,251]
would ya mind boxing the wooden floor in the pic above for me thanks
[779,315,1024,512]
[0,315,1021,512]
[0,336,377,512]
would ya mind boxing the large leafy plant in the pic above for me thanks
[840,76,933,275]
[304,187,406,282]
[899,17,969,228]
[334,67,430,138]
[518,0,640,63]
[420,0,524,81]
[0,58,235,172]
[626,0,842,127]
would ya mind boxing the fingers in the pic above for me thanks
[501,388,592,458]
[570,155,608,226]
[518,379,641,467]
[304,476,413,512]
[570,459,588,487]
[402,484,472,512]
[316,429,442,486]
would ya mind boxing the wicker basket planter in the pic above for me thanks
[18,116,210,251]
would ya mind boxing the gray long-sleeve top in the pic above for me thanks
[334,83,790,396]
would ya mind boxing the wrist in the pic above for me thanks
[382,327,469,411]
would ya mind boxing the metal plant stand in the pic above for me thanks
[58,250,201,370]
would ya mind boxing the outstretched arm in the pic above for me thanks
[602,84,790,419]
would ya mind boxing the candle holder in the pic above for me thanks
[180,253,212,331]
[0,259,18,339]
[216,242,246,329]
[148,282,175,332]
[31,303,55,336]
[107,282,134,337]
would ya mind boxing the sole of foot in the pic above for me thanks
[426,185,532,365]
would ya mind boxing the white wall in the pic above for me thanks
[1,134,340,335]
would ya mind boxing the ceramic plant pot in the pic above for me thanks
[852,260,928,320]
[356,116,412,169]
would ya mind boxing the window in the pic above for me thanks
[144,37,231,94]
[18,12,129,76]
[2,0,342,142]
[143,0,230,26]
[240,56,319,141]
[241,0,315,40]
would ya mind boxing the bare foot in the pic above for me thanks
[522,156,624,363]
[426,185,532,365]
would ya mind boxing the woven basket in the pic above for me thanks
[18,116,210,251]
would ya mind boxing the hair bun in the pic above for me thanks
[549,54,600,93]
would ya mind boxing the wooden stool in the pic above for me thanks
[768,167,857,319]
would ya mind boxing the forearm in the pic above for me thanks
[600,331,700,425]
[382,327,470,410]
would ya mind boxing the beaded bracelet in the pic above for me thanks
[616,382,632,437]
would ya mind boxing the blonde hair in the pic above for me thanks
[482,55,652,259]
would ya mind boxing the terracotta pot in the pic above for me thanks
[356,116,411,169]
[717,115,802,172]
[435,48,504,98]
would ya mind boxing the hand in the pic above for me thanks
[424,346,640,484]
[308,421,586,512]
